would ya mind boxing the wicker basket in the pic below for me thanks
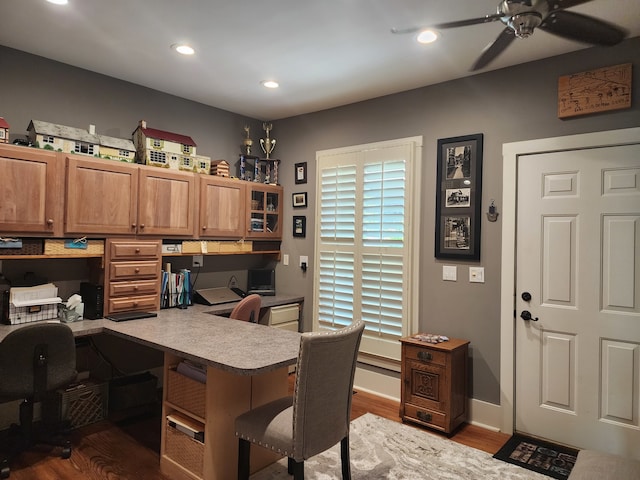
[165,420,204,478]
[0,238,43,255]
[166,368,206,418]
[218,240,252,253]
[44,239,105,256]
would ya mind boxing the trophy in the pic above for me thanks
[260,122,276,159]
[242,125,253,155]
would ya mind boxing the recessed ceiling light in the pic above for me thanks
[261,80,279,89]
[47,0,68,4]
[416,29,439,44]
[171,43,195,56]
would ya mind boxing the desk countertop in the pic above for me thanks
[0,297,304,376]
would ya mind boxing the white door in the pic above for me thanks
[515,143,640,459]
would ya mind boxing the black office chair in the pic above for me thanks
[0,323,77,478]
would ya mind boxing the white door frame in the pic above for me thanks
[499,127,640,434]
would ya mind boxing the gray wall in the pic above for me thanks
[1,38,639,405]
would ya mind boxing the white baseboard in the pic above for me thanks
[353,366,504,432]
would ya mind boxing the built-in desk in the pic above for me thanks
[200,293,304,320]
[0,304,302,479]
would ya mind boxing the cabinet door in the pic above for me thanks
[245,184,283,239]
[138,166,196,236]
[199,176,245,238]
[0,145,63,235]
[65,155,138,235]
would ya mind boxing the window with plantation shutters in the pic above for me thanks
[314,137,421,362]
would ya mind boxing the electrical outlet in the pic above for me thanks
[192,255,204,268]
[228,276,238,288]
[469,267,485,283]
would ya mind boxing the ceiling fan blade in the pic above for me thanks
[391,13,502,35]
[545,0,594,9]
[470,27,515,71]
[540,10,626,45]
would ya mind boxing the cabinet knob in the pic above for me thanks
[417,411,432,423]
[46,218,54,226]
[135,268,140,273]
[135,248,140,253]
[131,223,137,228]
[139,224,145,229]
[133,286,139,291]
[202,226,207,230]
[133,301,138,307]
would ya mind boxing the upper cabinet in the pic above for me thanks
[246,183,283,240]
[65,155,196,237]
[138,166,196,237]
[65,155,139,235]
[199,176,245,239]
[0,145,63,236]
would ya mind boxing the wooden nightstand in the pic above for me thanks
[400,336,470,434]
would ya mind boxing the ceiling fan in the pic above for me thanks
[391,0,627,71]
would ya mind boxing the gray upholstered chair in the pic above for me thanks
[235,319,365,480]
[0,323,77,478]
[229,294,262,322]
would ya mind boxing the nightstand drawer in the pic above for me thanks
[403,404,447,430]
[404,345,447,366]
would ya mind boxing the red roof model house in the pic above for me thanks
[132,120,211,173]
[0,117,9,144]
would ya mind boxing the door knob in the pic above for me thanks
[520,310,538,322]
[521,291,532,302]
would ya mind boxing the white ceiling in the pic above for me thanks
[1,0,638,120]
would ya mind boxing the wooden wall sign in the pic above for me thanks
[558,63,632,119]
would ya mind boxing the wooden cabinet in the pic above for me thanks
[400,336,469,434]
[65,156,138,235]
[104,238,161,315]
[138,166,196,237]
[0,144,63,236]
[245,183,283,239]
[160,353,287,480]
[66,155,196,237]
[198,176,245,238]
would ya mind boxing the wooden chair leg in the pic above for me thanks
[238,438,250,480]
[291,458,304,480]
[341,436,351,480]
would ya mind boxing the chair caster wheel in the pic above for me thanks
[1,464,10,479]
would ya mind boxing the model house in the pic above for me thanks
[0,2,639,477]
[132,119,211,174]
[26,120,135,161]
[0,117,8,144]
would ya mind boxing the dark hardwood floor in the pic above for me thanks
[3,375,509,479]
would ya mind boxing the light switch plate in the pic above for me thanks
[442,265,457,281]
[469,267,485,283]
[283,254,289,266]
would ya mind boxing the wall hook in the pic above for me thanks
[486,200,499,222]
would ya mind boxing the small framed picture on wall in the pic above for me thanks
[295,162,307,184]
[293,216,306,237]
[292,192,307,208]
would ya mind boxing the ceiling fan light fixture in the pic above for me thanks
[46,0,68,4]
[507,13,542,38]
[261,80,279,89]
[416,29,439,44]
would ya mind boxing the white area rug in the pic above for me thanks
[251,413,548,479]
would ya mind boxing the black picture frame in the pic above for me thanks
[292,192,307,208]
[295,162,307,184]
[293,216,306,237]
[435,133,483,260]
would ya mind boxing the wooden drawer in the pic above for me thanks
[403,403,447,431]
[404,345,447,366]
[109,241,161,260]
[109,261,160,280]
[108,294,158,313]
[110,279,159,297]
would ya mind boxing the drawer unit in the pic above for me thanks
[400,336,469,434]
[104,238,161,316]
[267,303,300,331]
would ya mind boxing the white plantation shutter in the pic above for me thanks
[315,138,421,362]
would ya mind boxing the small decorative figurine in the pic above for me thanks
[260,122,276,159]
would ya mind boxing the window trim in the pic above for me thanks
[313,136,422,368]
